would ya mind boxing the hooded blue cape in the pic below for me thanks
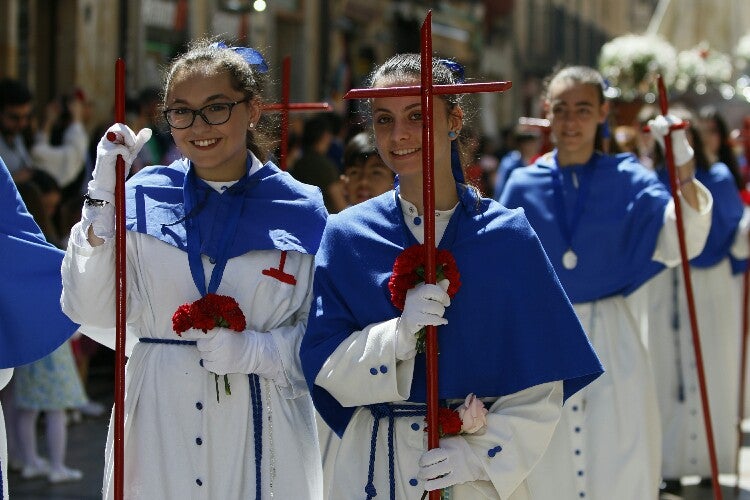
[0,157,77,368]
[301,184,603,437]
[657,162,744,270]
[125,157,327,257]
[500,152,671,302]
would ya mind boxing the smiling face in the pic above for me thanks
[165,69,260,181]
[343,154,394,204]
[371,91,462,185]
[546,78,608,166]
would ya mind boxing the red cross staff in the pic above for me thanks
[262,56,333,170]
[653,75,723,500]
[736,116,750,492]
[112,58,127,500]
[344,11,511,500]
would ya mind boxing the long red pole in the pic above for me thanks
[113,58,127,500]
[738,250,749,491]
[418,13,441,500]
[656,75,722,499]
[735,116,750,491]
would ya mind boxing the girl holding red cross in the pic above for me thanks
[302,54,603,500]
[500,65,712,500]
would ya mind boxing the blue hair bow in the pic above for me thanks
[211,41,269,73]
[439,59,465,84]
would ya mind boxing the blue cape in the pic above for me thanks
[657,162,744,270]
[0,157,77,368]
[301,184,603,437]
[500,152,671,302]
[125,157,327,257]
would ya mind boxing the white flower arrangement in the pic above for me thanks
[598,34,677,101]
[674,43,733,94]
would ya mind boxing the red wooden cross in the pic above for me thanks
[343,11,511,500]
[736,116,750,492]
[653,75,722,500]
[262,56,333,170]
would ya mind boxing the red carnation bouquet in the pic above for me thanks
[388,244,461,353]
[172,293,246,402]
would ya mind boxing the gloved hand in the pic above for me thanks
[418,436,487,490]
[196,327,281,378]
[395,279,450,360]
[648,114,694,167]
[87,123,152,203]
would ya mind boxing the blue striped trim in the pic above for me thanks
[249,374,263,498]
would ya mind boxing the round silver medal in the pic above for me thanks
[562,249,578,270]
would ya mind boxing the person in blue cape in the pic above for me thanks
[499,66,713,500]
[646,107,749,494]
[300,54,603,500]
[0,155,78,499]
[60,40,327,499]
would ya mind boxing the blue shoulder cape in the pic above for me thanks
[301,184,603,437]
[657,162,744,269]
[125,157,327,257]
[500,152,671,302]
[0,157,77,368]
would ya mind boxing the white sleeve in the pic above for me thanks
[60,221,142,329]
[731,206,750,260]
[31,122,89,187]
[466,381,563,498]
[314,318,415,406]
[652,180,713,266]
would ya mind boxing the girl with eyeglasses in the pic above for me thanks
[60,39,326,498]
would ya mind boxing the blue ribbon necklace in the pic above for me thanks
[551,152,597,270]
[183,166,247,296]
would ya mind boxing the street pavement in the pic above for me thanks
[6,353,750,499]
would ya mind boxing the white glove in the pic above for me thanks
[395,279,450,360]
[648,114,694,167]
[81,202,116,241]
[196,327,282,378]
[87,123,152,203]
[418,436,487,490]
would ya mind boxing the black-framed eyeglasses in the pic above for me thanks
[163,97,250,129]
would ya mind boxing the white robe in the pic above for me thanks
[31,122,88,188]
[316,322,564,500]
[61,226,323,499]
[0,368,12,500]
[649,259,747,477]
[525,187,713,500]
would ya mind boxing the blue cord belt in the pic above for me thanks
[365,403,426,500]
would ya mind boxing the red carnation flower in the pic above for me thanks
[425,407,463,437]
[171,293,247,402]
[172,304,193,336]
[388,244,461,352]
